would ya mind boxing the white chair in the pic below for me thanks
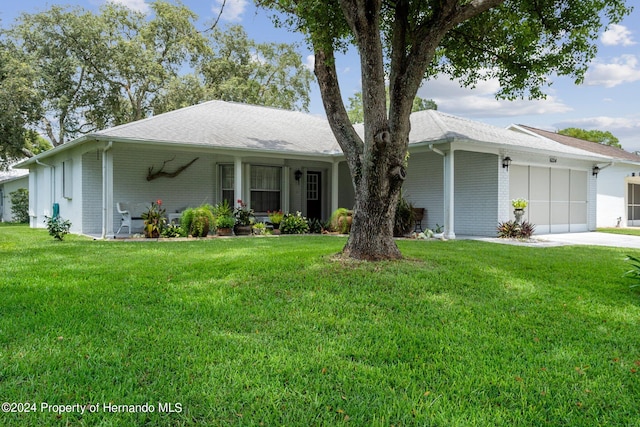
[116,202,132,235]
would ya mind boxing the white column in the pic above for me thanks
[331,161,339,214]
[282,166,290,213]
[234,157,243,206]
[101,142,114,238]
[444,150,456,239]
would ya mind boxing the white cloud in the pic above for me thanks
[305,54,315,71]
[601,24,636,46]
[585,55,640,87]
[212,0,248,22]
[107,0,149,13]
[417,76,571,118]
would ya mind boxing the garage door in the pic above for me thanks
[510,165,588,234]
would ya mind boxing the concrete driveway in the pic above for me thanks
[537,232,640,249]
[461,231,640,249]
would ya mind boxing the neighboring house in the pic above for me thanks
[509,125,640,228]
[0,168,29,222]
[16,100,611,238]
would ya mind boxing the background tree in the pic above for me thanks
[6,2,209,147]
[347,90,437,123]
[257,0,631,260]
[558,127,622,149]
[2,3,313,156]
[154,25,313,114]
[0,39,46,168]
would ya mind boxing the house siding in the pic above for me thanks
[403,151,445,231]
[82,150,103,235]
[454,151,499,236]
[0,176,29,222]
[112,146,217,229]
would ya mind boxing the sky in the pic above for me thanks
[2,0,640,151]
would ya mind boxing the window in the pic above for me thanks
[63,160,73,199]
[250,166,281,212]
[307,172,319,201]
[220,164,234,205]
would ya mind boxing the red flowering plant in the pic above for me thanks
[141,199,166,238]
[233,199,255,226]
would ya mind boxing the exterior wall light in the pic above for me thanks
[592,166,600,177]
[502,156,512,170]
[294,169,303,182]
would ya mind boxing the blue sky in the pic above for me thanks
[2,0,640,151]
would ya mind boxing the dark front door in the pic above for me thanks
[306,171,322,220]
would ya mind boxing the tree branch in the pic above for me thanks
[146,157,199,181]
[313,45,363,186]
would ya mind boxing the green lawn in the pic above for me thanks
[598,227,640,236]
[1,224,639,426]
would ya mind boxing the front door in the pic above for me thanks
[306,171,322,220]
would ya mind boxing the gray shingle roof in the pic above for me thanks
[94,100,342,155]
[0,167,28,184]
[514,124,640,163]
[408,111,610,159]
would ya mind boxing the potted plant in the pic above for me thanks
[252,222,268,235]
[190,207,215,237]
[329,208,353,234]
[141,199,166,238]
[216,215,236,236]
[512,198,528,223]
[267,210,284,232]
[233,199,254,236]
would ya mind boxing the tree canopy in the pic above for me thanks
[347,90,437,124]
[558,127,622,149]
[0,2,313,166]
[256,0,632,260]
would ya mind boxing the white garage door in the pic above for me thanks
[510,165,588,234]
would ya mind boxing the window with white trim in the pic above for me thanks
[63,160,73,199]
[220,164,234,204]
[250,166,281,213]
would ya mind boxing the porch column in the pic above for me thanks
[101,141,114,238]
[234,157,243,206]
[444,149,456,239]
[331,160,339,213]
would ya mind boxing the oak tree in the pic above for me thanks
[257,0,632,260]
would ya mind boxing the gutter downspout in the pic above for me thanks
[101,141,113,239]
[429,144,445,157]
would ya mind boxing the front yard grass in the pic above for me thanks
[598,227,640,236]
[1,223,639,426]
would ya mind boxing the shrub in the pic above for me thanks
[212,200,233,218]
[329,208,352,233]
[180,208,195,234]
[44,215,71,240]
[190,207,215,237]
[497,220,536,239]
[216,215,236,229]
[10,188,29,223]
[281,212,309,234]
[624,254,640,288]
[307,217,325,234]
[252,222,268,235]
[161,223,186,238]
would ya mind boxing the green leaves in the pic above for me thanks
[623,254,640,288]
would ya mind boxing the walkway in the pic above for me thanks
[462,232,640,249]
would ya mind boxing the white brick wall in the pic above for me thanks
[454,151,499,236]
[403,151,445,231]
[82,151,103,234]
